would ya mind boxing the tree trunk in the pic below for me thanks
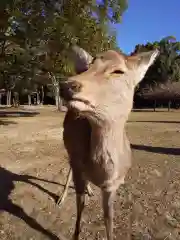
[28,94,31,105]
[9,90,11,106]
[6,90,11,106]
[6,91,9,105]
[49,72,62,111]
[153,100,156,112]
[41,86,44,104]
[55,86,62,111]
[168,100,171,112]
[14,92,19,107]
[0,94,2,105]
[37,92,40,105]
[16,93,19,107]
[58,95,62,111]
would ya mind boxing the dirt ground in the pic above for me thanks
[0,106,180,240]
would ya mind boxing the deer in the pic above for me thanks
[58,45,159,240]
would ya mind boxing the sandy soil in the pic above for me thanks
[0,106,180,240]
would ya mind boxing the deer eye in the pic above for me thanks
[112,70,124,74]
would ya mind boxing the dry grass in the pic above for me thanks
[0,106,179,240]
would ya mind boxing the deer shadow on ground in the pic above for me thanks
[131,144,180,156]
[132,109,170,113]
[129,120,180,124]
[0,120,18,125]
[0,110,39,118]
[0,166,61,239]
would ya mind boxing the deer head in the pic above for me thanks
[60,46,159,124]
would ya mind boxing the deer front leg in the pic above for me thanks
[74,192,86,240]
[72,170,87,240]
[102,190,116,240]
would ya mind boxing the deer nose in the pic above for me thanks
[59,80,82,101]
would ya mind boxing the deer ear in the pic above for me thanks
[136,49,159,68]
[130,49,159,86]
[70,45,93,73]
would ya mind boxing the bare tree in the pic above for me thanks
[59,46,159,240]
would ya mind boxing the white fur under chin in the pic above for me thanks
[68,100,103,125]
[69,100,93,112]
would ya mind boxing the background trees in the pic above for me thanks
[0,1,180,110]
[0,0,128,107]
[133,36,180,110]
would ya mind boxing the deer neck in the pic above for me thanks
[90,118,129,157]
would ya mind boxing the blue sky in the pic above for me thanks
[116,0,180,54]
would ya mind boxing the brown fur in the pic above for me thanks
[58,46,159,240]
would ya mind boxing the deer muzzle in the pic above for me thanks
[59,80,82,101]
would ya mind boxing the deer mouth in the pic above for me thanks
[68,97,95,112]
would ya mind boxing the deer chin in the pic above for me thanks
[68,97,95,113]
[68,99,105,126]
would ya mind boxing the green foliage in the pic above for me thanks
[0,0,127,101]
